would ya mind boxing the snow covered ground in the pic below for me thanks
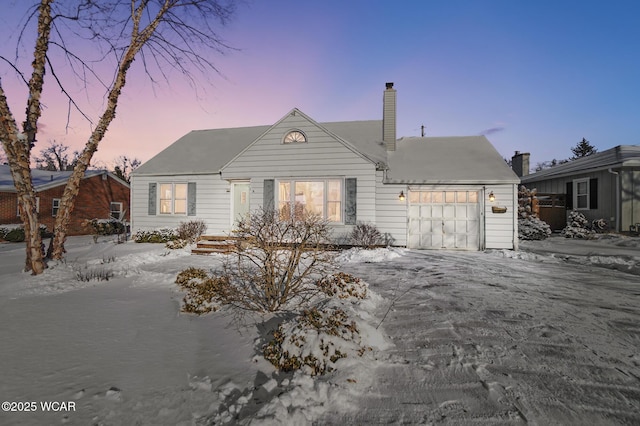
[0,234,639,425]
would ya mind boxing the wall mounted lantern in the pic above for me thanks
[399,191,405,201]
[488,191,495,202]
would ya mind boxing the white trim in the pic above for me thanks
[573,178,590,210]
[52,198,60,217]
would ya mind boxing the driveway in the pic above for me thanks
[319,241,640,425]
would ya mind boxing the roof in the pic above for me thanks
[386,136,520,184]
[134,111,518,185]
[0,165,127,192]
[134,119,388,176]
[521,145,640,183]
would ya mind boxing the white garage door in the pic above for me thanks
[408,190,480,250]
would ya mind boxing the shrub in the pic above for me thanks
[82,218,126,242]
[562,210,595,239]
[0,224,48,242]
[317,272,368,300]
[263,306,364,376]
[518,217,551,240]
[219,208,334,312]
[350,222,384,247]
[133,228,177,243]
[176,219,207,244]
[175,267,227,314]
[165,239,188,249]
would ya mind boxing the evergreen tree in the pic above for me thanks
[571,138,597,159]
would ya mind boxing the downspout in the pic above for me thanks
[608,168,620,232]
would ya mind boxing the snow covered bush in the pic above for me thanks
[215,209,334,312]
[176,219,207,243]
[175,267,224,314]
[82,218,126,243]
[263,306,368,376]
[518,217,551,240]
[562,210,595,239]
[518,186,551,240]
[133,228,177,243]
[317,272,368,300]
[0,223,48,242]
[165,239,188,249]
[349,222,384,248]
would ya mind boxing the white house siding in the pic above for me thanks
[524,170,617,231]
[375,171,407,246]
[221,113,377,240]
[484,184,517,250]
[130,174,231,235]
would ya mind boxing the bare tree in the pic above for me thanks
[0,0,237,273]
[112,155,141,183]
[34,140,79,171]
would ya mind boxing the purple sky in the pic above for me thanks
[1,0,639,170]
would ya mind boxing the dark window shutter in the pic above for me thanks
[345,178,357,225]
[148,183,157,215]
[565,181,573,210]
[263,179,275,211]
[589,178,598,210]
[187,182,197,216]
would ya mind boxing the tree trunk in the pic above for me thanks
[50,3,167,259]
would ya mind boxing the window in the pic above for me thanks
[283,130,307,144]
[17,197,39,217]
[110,202,123,220]
[277,179,342,222]
[159,183,187,215]
[574,178,589,210]
[52,198,60,217]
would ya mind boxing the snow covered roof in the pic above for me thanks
[0,165,125,192]
[133,115,518,184]
[134,120,387,176]
[521,145,640,183]
[386,136,520,184]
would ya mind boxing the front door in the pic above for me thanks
[232,182,250,223]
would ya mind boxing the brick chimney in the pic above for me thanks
[511,151,530,177]
[383,82,397,151]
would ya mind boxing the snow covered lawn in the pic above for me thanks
[0,234,639,425]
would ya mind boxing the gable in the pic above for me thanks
[221,109,378,178]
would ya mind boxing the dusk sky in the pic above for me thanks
[1,0,639,170]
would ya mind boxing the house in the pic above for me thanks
[131,83,520,250]
[0,166,131,235]
[516,145,640,233]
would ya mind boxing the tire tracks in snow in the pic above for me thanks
[319,249,640,425]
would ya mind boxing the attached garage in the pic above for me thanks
[407,189,480,249]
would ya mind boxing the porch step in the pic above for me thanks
[192,235,386,255]
[192,235,249,255]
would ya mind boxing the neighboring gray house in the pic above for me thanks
[131,83,520,250]
[518,145,640,232]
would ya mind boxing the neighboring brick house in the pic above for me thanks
[0,165,130,235]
